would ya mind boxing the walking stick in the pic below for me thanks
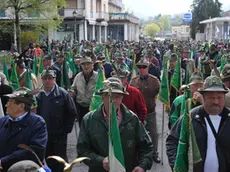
[161,104,165,165]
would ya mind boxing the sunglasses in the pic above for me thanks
[42,77,54,80]
[137,66,148,69]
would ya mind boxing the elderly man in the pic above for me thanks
[111,69,147,123]
[0,87,47,171]
[77,77,153,172]
[36,69,77,172]
[130,58,161,163]
[166,76,230,172]
[168,72,204,129]
[71,56,98,125]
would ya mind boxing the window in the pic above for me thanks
[0,10,5,17]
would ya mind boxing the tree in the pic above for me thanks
[190,0,222,39]
[0,0,66,52]
[159,15,170,31]
[144,23,161,37]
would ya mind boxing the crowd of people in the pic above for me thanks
[0,38,230,172]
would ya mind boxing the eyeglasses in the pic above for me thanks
[42,77,54,80]
[137,66,148,69]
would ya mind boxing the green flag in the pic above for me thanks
[3,59,9,81]
[89,65,105,111]
[105,48,110,62]
[174,90,202,172]
[33,55,38,76]
[67,50,77,74]
[25,66,33,90]
[109,102,126,172]
[158,57,170,105]
[39,55,44,74]
[61,59,71,89]
[10,62,19,90]
[220,55,227,73]
[171,54,181,92]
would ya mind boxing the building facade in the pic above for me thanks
[54,0,109,43]
[107,0,140,41]
[171,24,190,40]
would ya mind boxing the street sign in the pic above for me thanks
[182,12,192,23]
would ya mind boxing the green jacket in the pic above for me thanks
[77,104,153,172]
[169,94,201,129]
[169,94,185,129]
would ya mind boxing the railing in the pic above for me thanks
[109,13,139,24]
[95,12,109,21]
[59,8,85,18]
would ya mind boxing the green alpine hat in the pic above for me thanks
[221,64,230,82]
[198,75,228,93]
[189,72,204,85]
[111,69,130,78]
[5,87,35,106]
[136,58,149,67]
[41,69,56,78]
[8,160,40,172]
[96,77,129,95]
[80,56,93,64]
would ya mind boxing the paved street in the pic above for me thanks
[66,100,171,172]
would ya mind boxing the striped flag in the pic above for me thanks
[109,102,126,172]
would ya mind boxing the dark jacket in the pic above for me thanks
[77,104,153,172]
[0,112,47,171]
[36,85,77,135]
[0,84,13,115]
[166,105,230,172]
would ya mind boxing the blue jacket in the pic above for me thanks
[36,85,77,135]
[0,113,48,171]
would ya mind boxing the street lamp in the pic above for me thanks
[72,10,77,42]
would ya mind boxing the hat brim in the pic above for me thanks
[80,60,93,65]
[198,86,228,93]
[96,89,129,96]
[188,80,204,85]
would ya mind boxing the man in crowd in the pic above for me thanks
[166,76,230,171]
[112,69,147,123]
[131,58,161,163]
[71,56,98,125]
[16,59,38,89]
[36,69,77,172]
[168,72,204,129]
[0,87,47,171]
[221,64,230,108]
[43,54,62,86]
[77,77,153,172]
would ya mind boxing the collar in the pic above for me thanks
[44,85,56,96]
[8,111,28,122]
[102,105,123,124]
[140,75,149,80]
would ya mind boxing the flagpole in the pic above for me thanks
[107,81,112,166]
[161,104,165,165]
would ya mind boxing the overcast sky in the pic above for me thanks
[123,0,230,17]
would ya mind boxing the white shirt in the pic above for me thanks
[204,115,221,172]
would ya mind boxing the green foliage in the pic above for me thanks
[20,31,39,49]
[144,23,161,37]
[1,0,66,52]
[190,0,222,39]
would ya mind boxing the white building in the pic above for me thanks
[54,0,109,43]
[199,10,230,41]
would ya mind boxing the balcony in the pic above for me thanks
[109,13,139,24]
[59,8,85,19]
[95,12,109,22]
